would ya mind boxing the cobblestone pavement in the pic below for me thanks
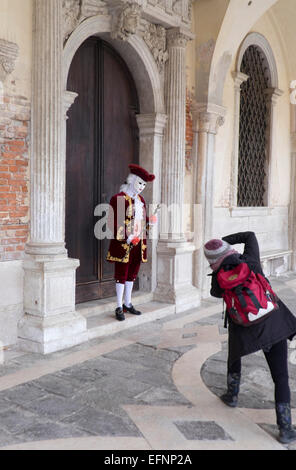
[0,273,296,450]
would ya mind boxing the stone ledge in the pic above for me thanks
[260,249,292,277]
[260,249,292,260]
[87,301,175,340]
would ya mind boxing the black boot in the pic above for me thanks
[275,403,296,444]
[220,373,240,408]
[115,307,125,321]
[123,304,142,315]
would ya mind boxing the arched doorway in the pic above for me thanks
[65,37,140,304]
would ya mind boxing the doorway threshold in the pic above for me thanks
[76,292,175,341]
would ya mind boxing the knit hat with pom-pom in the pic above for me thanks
[204,239,237,271]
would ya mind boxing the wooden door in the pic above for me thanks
[66,38,139,304]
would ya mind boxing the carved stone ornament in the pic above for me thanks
[62,0,108,41]
[166,28,191,49]
[147,0,192,23]
[0,39,19,82]
[111,2,142,41]
[173,0,182,15]
[62,0,81,40]
[143,23,168,72]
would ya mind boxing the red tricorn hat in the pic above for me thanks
[128,164,155,182]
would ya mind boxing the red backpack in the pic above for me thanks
[217,262,279,327]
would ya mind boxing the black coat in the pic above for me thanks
[210,232,296,365]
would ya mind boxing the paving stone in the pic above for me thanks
[0,364,23,377]
[85,356,145,379]
[32,374,87,398]
[130,367,175,388]
[0,428,24,447]
[174,420,234,441]
[13,421,90,443]
[20,394,86,421]
[0,382,48,406]
[87,375,153,401]
[134,386,192,406]
[75,386,135,419]
[0,398,14,413]
[0,406,40,435]
[56,364,108,385]
[62,406,141,437]
[104,343,180,372]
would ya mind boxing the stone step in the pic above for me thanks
[76,291,154,318]
[86,301,175,340]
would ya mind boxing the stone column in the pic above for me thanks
[289,103,296,272]
[191,103,226,298]
[264,87,284,206]
[18,0,87,354]
[26,0,65,255]
[154,27,200,312]
[230,71,249,208]
[136,114,167,293]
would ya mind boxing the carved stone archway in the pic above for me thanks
[62,13,166,295]
[63,15,165,114]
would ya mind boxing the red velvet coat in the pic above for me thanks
[106,192,149,264]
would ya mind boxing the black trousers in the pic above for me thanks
[228,339,290,404]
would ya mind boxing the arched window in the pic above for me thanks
[231,33,282,210]
[238,45,270,207]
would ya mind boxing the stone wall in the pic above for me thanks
[0,0,32,347]
[0,92,30,261]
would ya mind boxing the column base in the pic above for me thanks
[18,311,88,354]
[18,254,87,354]
[154,240,200,313]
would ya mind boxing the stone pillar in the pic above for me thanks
[154,27,200,312]
[26,0,65,255]
[191,103,226,298]
[230,71,249,208]
[264,87,283,206]
[18,0,87,354]
[289,103,296,271]
[136,114,167,293]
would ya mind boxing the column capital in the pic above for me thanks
[136,113,167,137]
[192,102,227,134]
[232,71,249,89]
[64,90,78,120]
[264,87,284,105]
[166,27,194,49]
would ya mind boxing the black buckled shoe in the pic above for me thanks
[115,307,125,321]
[123,304,142,315]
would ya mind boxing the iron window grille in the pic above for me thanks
[238,45,270,207]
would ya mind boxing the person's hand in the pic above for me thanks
[131,236,140,246]
[149,215,157,225]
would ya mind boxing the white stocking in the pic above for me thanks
[124,281,134,307]
[116,283,125,308]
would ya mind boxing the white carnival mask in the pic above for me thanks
[132,176,146,195]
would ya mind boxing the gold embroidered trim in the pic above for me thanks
[116,226,125,241]
[107,251,130,263]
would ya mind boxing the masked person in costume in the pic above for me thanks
[107,164,157,321]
